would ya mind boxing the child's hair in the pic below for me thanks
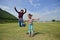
[28,14,32,17]
[21,10,24,11]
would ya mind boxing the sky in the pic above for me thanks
[0,0,60,21]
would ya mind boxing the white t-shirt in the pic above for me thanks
[28,18,33,24]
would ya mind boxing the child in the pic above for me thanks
[27,14,39,37]
[14,7,27,27]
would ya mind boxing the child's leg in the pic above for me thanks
[20,19,23,26]
[28,24,33,37]
[30,24,34,36]
[18,19,23,27]
[18,20,22,27]
[28,24,31,34]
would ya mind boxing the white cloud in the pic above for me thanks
[0,5,13,15]
[41,7,60,16]
[23,6,60,21]
[0,5,13,14]
[0,5,10,11]
[0,5,18,18]
[23,2,60,21]
[29,0,40,7]
[39,7,60,21]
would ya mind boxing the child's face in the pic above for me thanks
[20,10,24,13]
[28,15,32,19]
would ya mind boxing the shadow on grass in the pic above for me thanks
[33,32,45,37]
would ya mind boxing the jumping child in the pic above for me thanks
[14,7,27,27]
[27,14,39,37]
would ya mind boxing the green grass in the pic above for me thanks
[0,22,60,40]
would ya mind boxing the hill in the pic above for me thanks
[0,8,18,23]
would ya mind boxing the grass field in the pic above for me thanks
[0,22,60,40]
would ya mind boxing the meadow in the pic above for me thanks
[0,22,60,40]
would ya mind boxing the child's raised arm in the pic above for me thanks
[14,6,19,13]
[23,8,27,13]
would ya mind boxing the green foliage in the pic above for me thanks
[52,19,60,22]
[52,19,56,22]
[0,8,18,23]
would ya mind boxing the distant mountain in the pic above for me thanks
[0,8,18,23]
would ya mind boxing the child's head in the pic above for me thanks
[20,9,24,13]
[28,14,32,19]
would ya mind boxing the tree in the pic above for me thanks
[52,19,56,22]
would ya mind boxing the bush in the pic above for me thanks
[52,19,56,22]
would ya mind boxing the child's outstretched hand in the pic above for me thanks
[33,18,40,20]
[36,18,40,20]
[24,8,27,13]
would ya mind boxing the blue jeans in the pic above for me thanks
[28,24,33,34]
[18,19,23,27]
